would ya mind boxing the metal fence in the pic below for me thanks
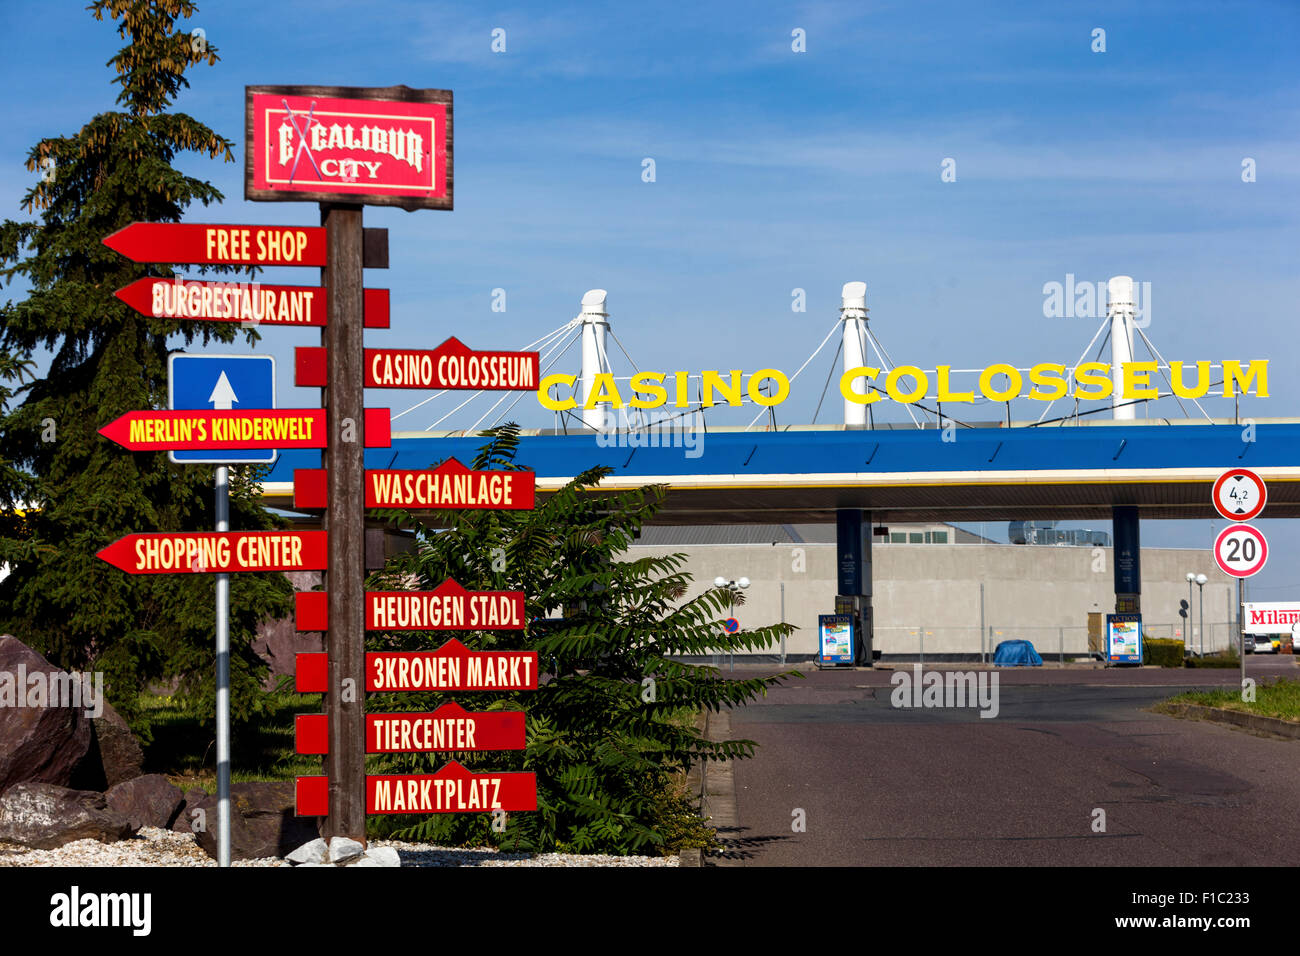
[700,620,1243,663]
[872,621,1242,662]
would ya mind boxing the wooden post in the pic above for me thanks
[320,202,366,842]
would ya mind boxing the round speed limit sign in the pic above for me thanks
[1214,523,1268,578]
[1213,468,1266,521]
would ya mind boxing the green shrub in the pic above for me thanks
[362,425,796,855]
[1143,638,1184,668]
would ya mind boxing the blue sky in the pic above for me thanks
[2,0,1299,594]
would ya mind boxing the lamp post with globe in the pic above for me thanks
[714,576,750,671]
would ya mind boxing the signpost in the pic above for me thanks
[97,531,328,574]
[1212,468,1267,521]
[168,354,280,864]
[294,338,540,390]
[293,579,527,631]
[117,278,390,328]
[1213,524,1268,578]
[98,408,393,451]
[296,640,539,693]
[168,354,278,465]
[103,222,327,266]
[295,703,527,754]
[245,86,452,210]
[294,762,536,817]
[100,80,539,857]
[293,459,535,510]
[1212,469,1268,691]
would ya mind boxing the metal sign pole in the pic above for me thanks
[1239,577,1245,691]
[215,465,231,868]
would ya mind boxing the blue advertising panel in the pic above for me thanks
[817,613,855,665]
[168,353,277,465]
[1106,613,1143,664]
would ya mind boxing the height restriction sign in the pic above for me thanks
[1214,524,1268,578]
[1213,468,1266,521]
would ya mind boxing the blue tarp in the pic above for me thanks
[993,639,1043,666]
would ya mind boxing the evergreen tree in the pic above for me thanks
[0,1,292,734]
[363,425,795,854]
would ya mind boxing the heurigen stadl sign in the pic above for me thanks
[536,359,1269,410]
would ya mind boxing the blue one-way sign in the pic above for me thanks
[168,353,277,464]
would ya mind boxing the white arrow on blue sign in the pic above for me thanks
[167,353,277,465]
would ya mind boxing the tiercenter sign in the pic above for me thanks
[536,360,1270,409]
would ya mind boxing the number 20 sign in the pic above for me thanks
[1214,524,1268,578]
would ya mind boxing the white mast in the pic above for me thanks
[841,281,869,425]
[1108,276,1136,421]
[579,289,610,431]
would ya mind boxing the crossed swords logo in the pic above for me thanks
[281,99,328,184]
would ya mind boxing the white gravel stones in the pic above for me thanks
[0,826,679,867]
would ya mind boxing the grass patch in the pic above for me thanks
[1158,677,1300,722]
[139,688,321,792]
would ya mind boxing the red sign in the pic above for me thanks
[368,582,524,631]
[295,639,539,693]
[294,338,540,390]
[295,703,526,754]
[1212,468,1267,522]
[1213,523,1269,578]
[291,459,535,510]
[296,763,536,816]
[98,531,328,574]
[99,408,391,450]
[115,278,390,328]
[103,222,326,266]
[246,85,452,211]
[293,580,525,632]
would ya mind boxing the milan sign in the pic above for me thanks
[246,85,452,211]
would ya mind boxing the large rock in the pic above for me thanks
[170,787,208,837]
[0,782,134,849]
[105,774,184,831]
[88,702,145,788]
[254,572,324,684]
[0,635,93,794]
[190,781,319,861]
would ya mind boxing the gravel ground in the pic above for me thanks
[0,827,678,867]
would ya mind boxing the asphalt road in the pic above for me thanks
[715,658,1300,866]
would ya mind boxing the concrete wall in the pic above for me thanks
[626,542,1238,658]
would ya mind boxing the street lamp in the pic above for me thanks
[1185,572,1196,653]
[713,576,750,671]
[1195,573,1208,656]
